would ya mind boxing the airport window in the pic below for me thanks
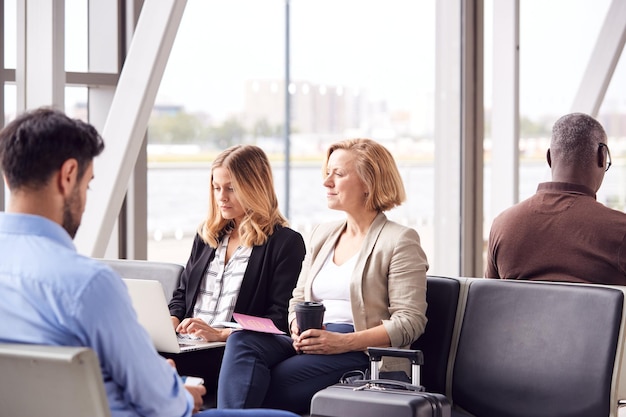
[482,0,625,274]
[1,1,623,276]
[148,0,437,265]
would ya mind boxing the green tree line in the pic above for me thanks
[147,111,284,148]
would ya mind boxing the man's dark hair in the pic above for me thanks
[0,107,105,190]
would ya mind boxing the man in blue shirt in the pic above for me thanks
[0,108,299,417]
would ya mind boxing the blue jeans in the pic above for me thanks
[217,324,369,414]
[195,409,299,417]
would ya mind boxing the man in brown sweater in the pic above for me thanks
[485,112,626,284]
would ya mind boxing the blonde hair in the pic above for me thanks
[323,138,406,212]
[199,145,288,248]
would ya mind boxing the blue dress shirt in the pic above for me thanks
[0,213,195,417]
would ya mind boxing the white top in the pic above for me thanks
[311,249,356,325]
[193,234,252,324]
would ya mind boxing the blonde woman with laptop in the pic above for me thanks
[166,145,306,401]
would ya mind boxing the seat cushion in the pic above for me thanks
[452,279,623,417]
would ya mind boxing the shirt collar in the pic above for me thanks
[0,212,76,251]
[537,182,597,199]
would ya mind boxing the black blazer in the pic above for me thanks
[168,226,305,333]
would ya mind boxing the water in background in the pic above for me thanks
[148,161,626,264]
[147,162,437,245]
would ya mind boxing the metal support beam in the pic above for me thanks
[16,0,65,111]
[571,0,626,116]
[2,69,119,86]
[1,1,5,209]
[435,0,462,277]
[87,0,121,259]
[119,0,149,260]
[435,0,483,277]
[284,0,291,219]
[74,0,187,257]
[66,71,119,86]
[490,0,519,221]
[460,0,484,277]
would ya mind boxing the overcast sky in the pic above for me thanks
[3,0,625,122]
[156,0,435,120]
[156,0,625,121]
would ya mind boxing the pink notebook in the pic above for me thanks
[232,313,286,335]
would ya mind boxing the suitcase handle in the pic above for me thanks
[367,347,423,386]
[367,347,423,366]
[355,379,425,393]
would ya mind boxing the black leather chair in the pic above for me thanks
[451,279,624,417]
[411,275,461,394]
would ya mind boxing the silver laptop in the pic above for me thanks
[123,278,225,353]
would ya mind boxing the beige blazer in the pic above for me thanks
[288,212,429,354]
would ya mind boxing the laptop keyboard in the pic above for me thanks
[176,333,205,344]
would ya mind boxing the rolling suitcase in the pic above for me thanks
[310,347,451,417]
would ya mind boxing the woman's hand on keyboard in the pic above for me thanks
[176,317,232,342]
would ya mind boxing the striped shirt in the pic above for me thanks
[193,233,252,324]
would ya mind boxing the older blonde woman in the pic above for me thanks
[217,139,428,414]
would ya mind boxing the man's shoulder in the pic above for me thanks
[46,249,114,274]
[593,201,626,223]
[40,252,121,295]
[492,195,537,222]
